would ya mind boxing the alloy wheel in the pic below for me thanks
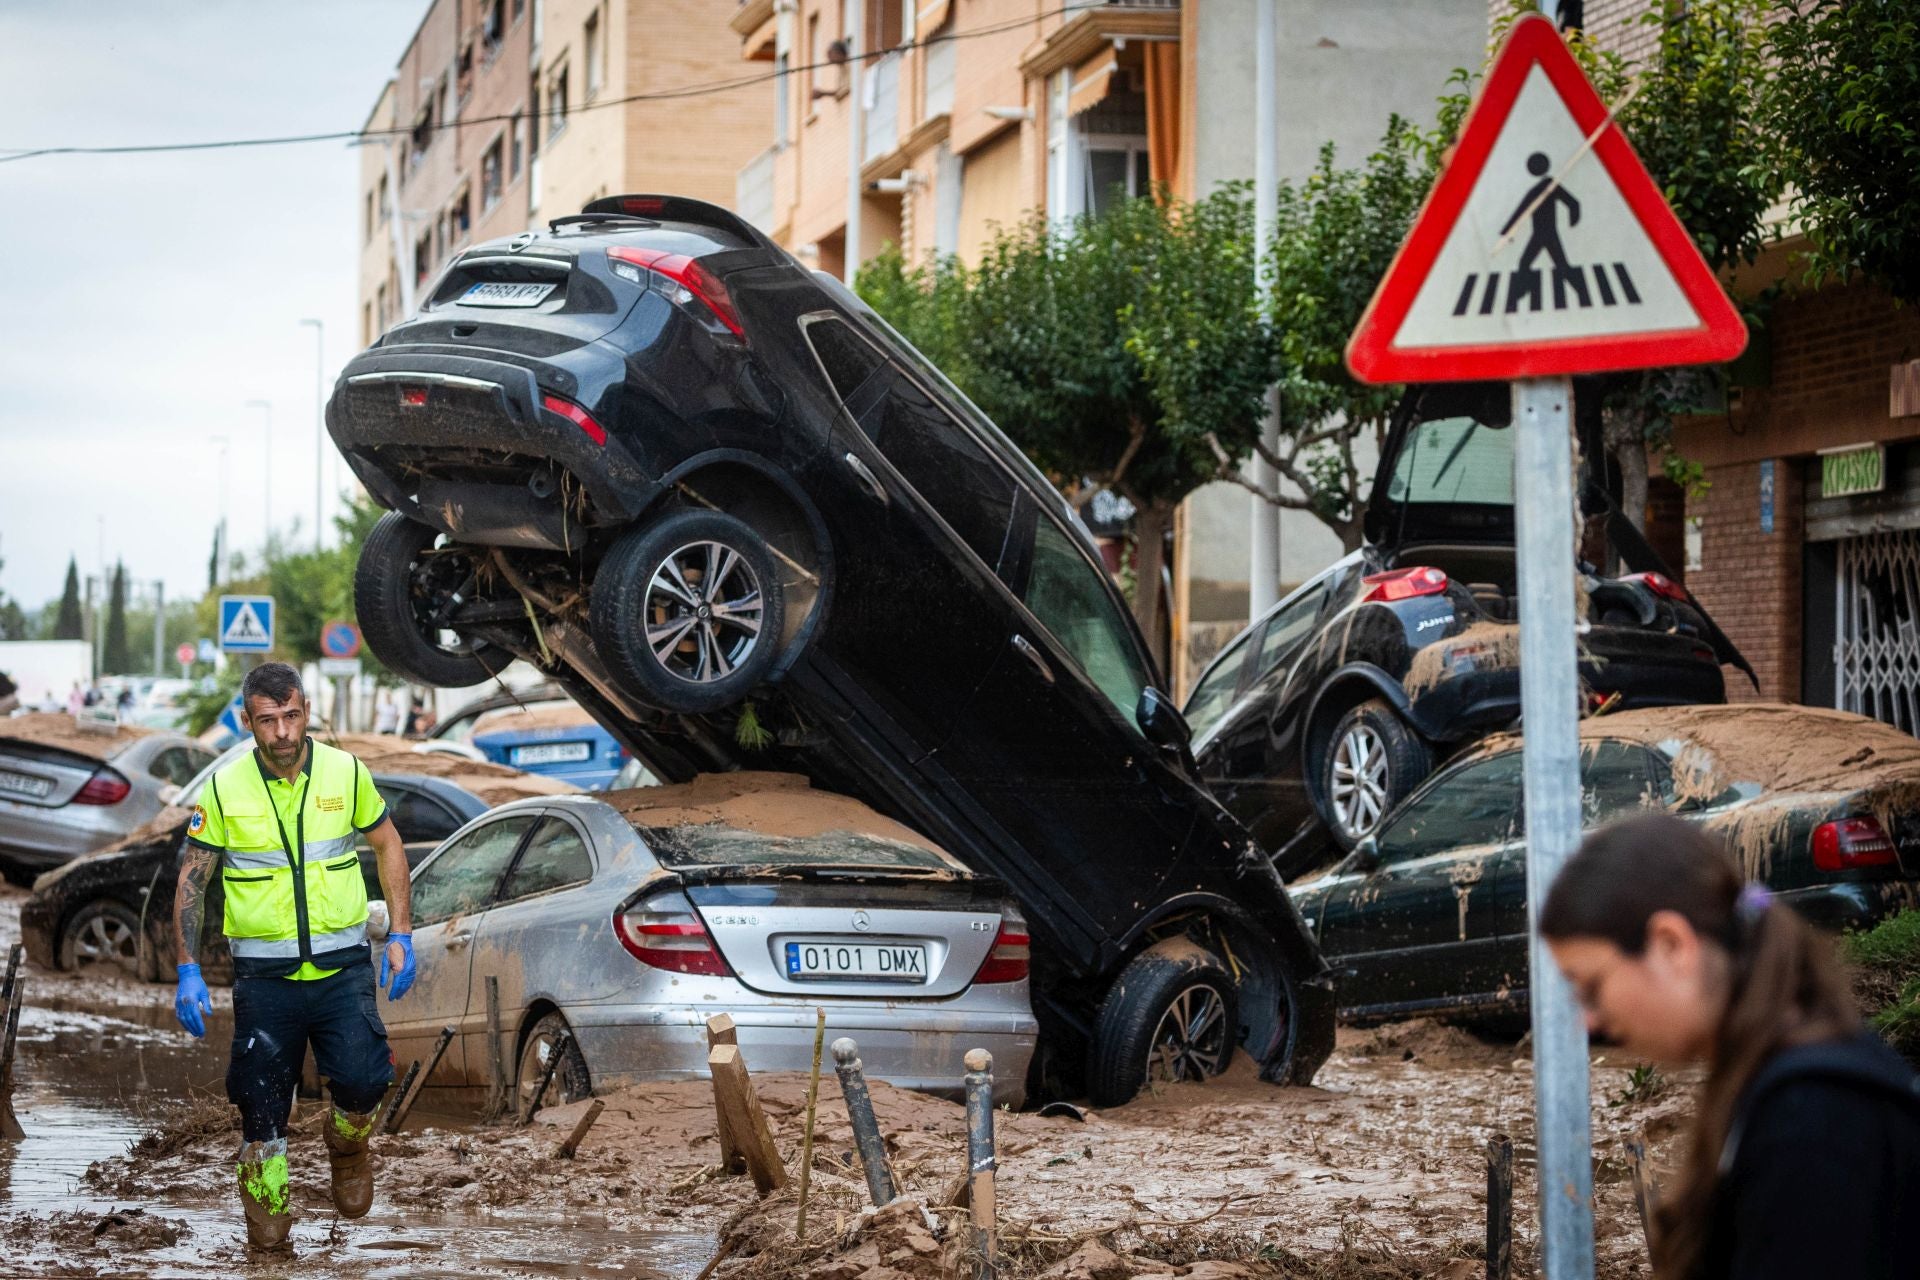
[1145,983,1231,1084]
[1330,723,1390,838]
[643,540,765,685]
[73,913,137,969]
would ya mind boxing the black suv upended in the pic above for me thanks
[1186,382,1752,876]
[327,194,1333,1102]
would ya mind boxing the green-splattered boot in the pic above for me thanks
[236,1138,292,1250]
[323,1107,378,1218]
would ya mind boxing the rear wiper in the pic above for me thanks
[1429,422,1480,491]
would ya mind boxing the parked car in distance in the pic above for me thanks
[328,192,1335,1100]
[470,701,627,789]
[0,714,216,885]
[382,772,1034,1111]
[1187,382,1752,873]
[1287,705,1920,1024]
[426,680,569,746]
[20,734,577,981]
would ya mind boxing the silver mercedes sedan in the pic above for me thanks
[381,773,1036,1110]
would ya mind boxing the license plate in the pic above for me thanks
[510,741,592,766]
[0,770,53,800]
[462,281,557,308]
[785,939,928,982]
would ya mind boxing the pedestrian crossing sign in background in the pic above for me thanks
[218,595,275,653]
[1345,13,1746,384]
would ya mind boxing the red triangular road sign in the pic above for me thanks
[1346,13,1747,383]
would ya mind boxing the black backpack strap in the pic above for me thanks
[1720,1039,1920,1175]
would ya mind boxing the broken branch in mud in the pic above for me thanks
[384,1060,422,1134]
[796,1007,826,1240]
[520,1029,574,1126]
[0,971,24,1142]
[556,1099,606,1159]
[1626,1131,1658,1262]
[708,1042,787,1195]
[388,1024,454,1135]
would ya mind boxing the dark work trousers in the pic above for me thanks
[226,962,394,1142]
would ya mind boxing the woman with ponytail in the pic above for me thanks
[1542,813,1920,1279]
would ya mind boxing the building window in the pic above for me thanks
[584,11,602,96]
[414,228,433,285]
[482,136,504,210]
[450,188,472,245]
[868,0,902,53]
[484,0,505,49]
[457,44,474,108]
[1082,137,1150,217]
[806,13,822,111]
[549,61,570,138]
[408,100,434,175]
[376,283,389,327]
[510,112,525,179]
[377,172,390,226]
[364,192,376,244]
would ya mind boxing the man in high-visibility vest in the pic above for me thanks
[172,661,416,1250]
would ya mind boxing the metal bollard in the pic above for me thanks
[832,1038,895,1206]
[964,1049,997,1280]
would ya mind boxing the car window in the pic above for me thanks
[1386,416,1514,508]
[1183,633,1253,741]
[1579,740,1659,827]
[860,375,1018,572]
[382,785,465,845]
[499,817,594,902]
[803,314,888,404]
[184,747,217,778]
[410,815,536,923]
[148,747,199,787]
[1024,516,1151,725]
[1377,751,1523,863]
[1258,582,1329,676]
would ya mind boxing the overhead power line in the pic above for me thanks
[0,4,1103,166]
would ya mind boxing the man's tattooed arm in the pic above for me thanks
[174,844,217,966]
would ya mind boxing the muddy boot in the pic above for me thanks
[323,1107,378,1218]
[236,1138,292,1250]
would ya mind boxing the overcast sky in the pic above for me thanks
[0,1,427,613]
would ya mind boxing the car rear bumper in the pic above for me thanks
[568,1001,1037,1108]
[0,802,126,863]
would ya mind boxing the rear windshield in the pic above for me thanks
[1386,417,1514,508]
[640,826,965,874]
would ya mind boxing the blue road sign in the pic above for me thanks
[218,595,275,653]
[320,620,362,659]
[217,692,247,739]
[196,639,218,664]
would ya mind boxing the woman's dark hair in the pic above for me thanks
[241,661,304,709]
[1542,814,1857,1279]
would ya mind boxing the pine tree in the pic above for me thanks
[104,562,130,675]
[207,525,221,591]
[53,558,83,640]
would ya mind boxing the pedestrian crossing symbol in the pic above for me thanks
[218,595,275,653]
[1345,13,1746,384]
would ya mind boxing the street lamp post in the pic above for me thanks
[299,319,324,551]
[245,399,272,549]
[207,434,231,581]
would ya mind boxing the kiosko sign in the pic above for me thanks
[1345,14,1747,383]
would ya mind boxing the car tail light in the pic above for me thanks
[540,392,607,446]
[72,767,131,806]
[1361,566,1449,603]
[605,246,745,339]
[1623,571,1688,602]
[399,385,430,408]
[972,922,1030,984]
[1812,816,1898,872]
[614,902,732,975]
[617,197,666,216]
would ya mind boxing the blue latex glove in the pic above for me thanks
[174,962,210,1038]
[381,933,415,1002]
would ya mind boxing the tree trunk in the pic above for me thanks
[1132,500,1173,680]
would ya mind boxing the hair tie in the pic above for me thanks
[1734,882,1773,931]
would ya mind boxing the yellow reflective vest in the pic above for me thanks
[187,738,387,977]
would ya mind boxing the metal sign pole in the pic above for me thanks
[1513,374,1594,1279]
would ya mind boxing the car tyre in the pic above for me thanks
[58,900,144,975]
[1320,699,1430,851]
[589,509,786,714]
[355,511,512,688]
[516,1011,592,1115]
[1089,940,1239,1107]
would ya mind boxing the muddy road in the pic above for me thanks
[0,884,1689,1278]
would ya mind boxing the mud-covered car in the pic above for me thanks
[326,193,1333,1102]
[1287,705,1920,1023]
[20,735,577,981]
[1187,382,1752,874]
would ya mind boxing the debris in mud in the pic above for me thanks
[2,1206,188,1253]
[1402,624,1520,698]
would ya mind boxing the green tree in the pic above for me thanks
[1766,0,1920,304]
[103,562,130,674]
[53,557,83,640]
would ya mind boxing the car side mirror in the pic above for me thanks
[1342,836,1382,876]
[366,900,390,944]
[1136,688,1191,751]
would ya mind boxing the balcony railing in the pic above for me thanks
[863,54,901,164]
[736,144,777,233]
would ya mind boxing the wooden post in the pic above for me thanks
[556,1099,606,1159]
[382,1060,422,1134]
[964,1049,997,1280]
[481,976,508,1122]
[1486,1132,1513,1280]
[0,972,23,1142]
[705,1014,744,1173]
[386,1024,455,1134]
[832,1038,895,1207]
[1626,1132,1658,1260]
[1,943,22,1003]
[796,1008,827,1240]
[520,1029,573,1125]
[707,1043,787,1195]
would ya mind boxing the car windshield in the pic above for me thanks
[639,825,965,875]
[1386,416,1514,508]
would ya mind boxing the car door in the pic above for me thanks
[463,813,613,1079]
[1315,750,1524,1012]
[386,813,539,1087]
[799,313,1018,758]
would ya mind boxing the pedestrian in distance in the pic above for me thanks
[373,690,400,735]
[65,681,83,716]
[171,661,417,1251]
[1543,814,1920,1280]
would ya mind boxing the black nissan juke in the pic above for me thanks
[327,194,1335,1102]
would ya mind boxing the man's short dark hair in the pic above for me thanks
[242,662,304,709]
